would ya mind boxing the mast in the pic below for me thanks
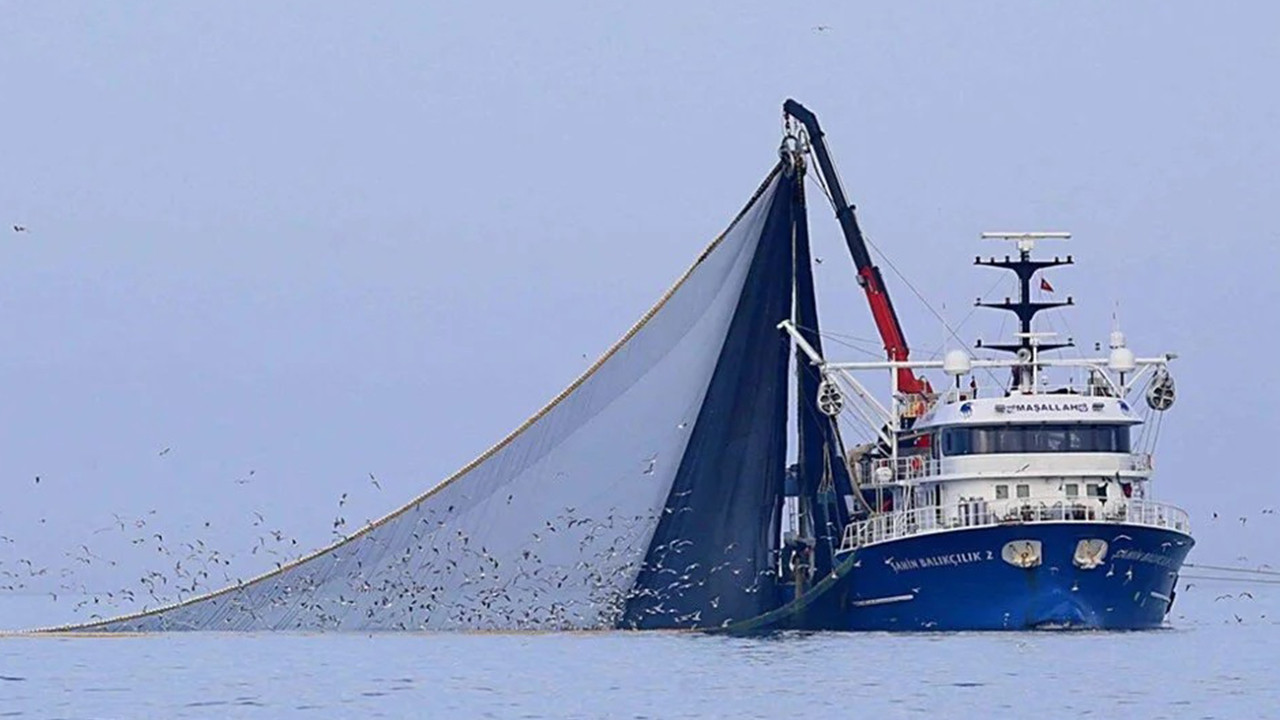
[782,99,931,399]
[973,232,1074,391]
[783,139,853,579]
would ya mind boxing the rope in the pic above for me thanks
[830,416,875,515]
[803,326,883,347]
[1149,404,1166,455]
[1180,574,1280,586]
[1130,372,1167,456]
[1184,562,1280,577]
[788,322,883,360]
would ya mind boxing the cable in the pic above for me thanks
[864,232,1009,389]
[923,273,1015,363]
[789,322,883,349]
[807,168,834,209]
[786,322,883,360]
[1180,574,1280,586]
[800,145,1021,391]
[1184,562,1280,577]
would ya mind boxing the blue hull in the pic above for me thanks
[822,523,1193,631]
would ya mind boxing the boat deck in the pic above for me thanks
[841,497,1191,551]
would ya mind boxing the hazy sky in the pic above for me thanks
[3,3,1278,609]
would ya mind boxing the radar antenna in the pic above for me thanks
[973,232,1076,390]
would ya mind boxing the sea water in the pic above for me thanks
[1,591,1275,719]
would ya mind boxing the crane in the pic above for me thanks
[783,99,932,402]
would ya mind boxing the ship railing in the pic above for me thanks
[869,455,940,483]
[840,497,1191,551]
[864,452,1153,485]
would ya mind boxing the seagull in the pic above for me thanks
[812,25,831,32]
[12,225,26,233]
[158,447,171,457]
[369,473,381,490]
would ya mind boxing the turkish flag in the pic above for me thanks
[1040,277,1054,293]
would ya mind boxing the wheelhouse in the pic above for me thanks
[938,422,1131,456]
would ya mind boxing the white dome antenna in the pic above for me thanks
[943,349,972,377]
[1108,335,1136,374]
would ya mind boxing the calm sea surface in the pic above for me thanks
[1,593,1275,719]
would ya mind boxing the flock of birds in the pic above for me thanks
[1166,509,1280,625]
[9,461,1276,631]
[3,448,774,633]
[3,435,1279,630]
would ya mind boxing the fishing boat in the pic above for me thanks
[754,102,1193,631]
[776,234,1190,630]
[40,101,1190,634]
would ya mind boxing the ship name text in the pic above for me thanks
[888,550,994,573]
[1111,548,1178,568]
[997,401,1090,414]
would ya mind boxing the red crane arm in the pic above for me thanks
[785,99,932,398]
[859,267,929,394]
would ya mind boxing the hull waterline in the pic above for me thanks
[817,522,1193,631]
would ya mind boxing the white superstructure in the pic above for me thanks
[780,231,1188,551]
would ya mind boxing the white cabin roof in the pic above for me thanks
[913,394,1141,430]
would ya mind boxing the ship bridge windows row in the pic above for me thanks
[939,423,1131,456]
[994,482,1110,500]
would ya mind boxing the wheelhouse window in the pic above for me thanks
[940,424,1131,456]
[1016,484,1030,499]
[1065,483,1079,498]
[995,484,1009,500]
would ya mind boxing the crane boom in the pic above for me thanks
[783,99,931,397]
